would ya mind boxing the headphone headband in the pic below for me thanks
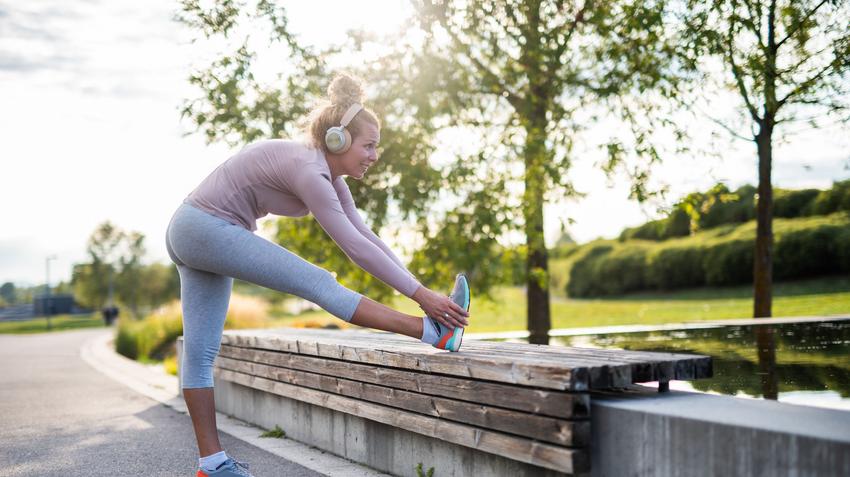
[339,103,363,128]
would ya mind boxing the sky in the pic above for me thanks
[1,0,848,286]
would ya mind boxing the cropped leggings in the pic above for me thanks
[165,202,363,389]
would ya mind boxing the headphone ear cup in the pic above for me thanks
[325,126,352,154]
[339,128,352,154]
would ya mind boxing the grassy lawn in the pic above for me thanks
[0,313,104,334]
[268,275,850,333]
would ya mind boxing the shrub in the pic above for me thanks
[646,245,705,290]
[592,245,650,295]
[808,180,850,215]
[698,184,756,229]
[621,219,665,241]
[567,213,850,297]
[838,227,850,273]
[115,294,272,362]
[702,239,754,286]
[774,188,819,218]
[567,243,614,297]
[773,222,844,280]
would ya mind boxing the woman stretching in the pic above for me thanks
[165,73,471,477]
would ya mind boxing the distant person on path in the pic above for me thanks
[165,73,471,477]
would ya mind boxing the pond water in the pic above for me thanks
[503,319,850,411]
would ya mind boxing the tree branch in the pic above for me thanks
[775,0,830,50]
[777,60,837,109]
[726,21,762,123]
[417,1,523,109]
[742,0,767,52]
[548,0,590,74]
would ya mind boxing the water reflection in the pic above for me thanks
[755,325,778,400]
[532,320,850,404]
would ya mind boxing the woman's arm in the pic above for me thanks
[333,178,417,280]
[332,178,468,328]
[292,165,422,298]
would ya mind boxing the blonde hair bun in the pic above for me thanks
[328,73,364,108]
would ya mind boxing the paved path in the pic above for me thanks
[0,328,324,477]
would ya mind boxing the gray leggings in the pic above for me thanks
[165,202,363,389]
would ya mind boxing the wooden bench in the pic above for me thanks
[211,328,712,475]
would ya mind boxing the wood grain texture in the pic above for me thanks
[216,353,590,446]
[218,344,589,419]
[221,328,711,390]
[214,367,589,474]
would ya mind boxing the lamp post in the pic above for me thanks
[45,254,57,330]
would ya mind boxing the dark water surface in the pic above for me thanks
[516,320,850,410]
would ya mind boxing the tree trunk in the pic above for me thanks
[754,0,779,319]
[524,119,551,345]
[753,121,774,318]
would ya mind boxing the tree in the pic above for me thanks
[413,0,679,343]
[177,1,679,342]
[678,0,850,317]
[0,282,16,305]
[72,222,177,316]
[73,222,125,309]
[177,1,448,302]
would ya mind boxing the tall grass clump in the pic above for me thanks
[115,294,271,362]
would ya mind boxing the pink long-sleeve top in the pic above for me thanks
[185,139,422,298]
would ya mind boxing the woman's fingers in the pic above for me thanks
[451,302,469,316]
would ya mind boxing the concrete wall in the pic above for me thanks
[591,387,850,477]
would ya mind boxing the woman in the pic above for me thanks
[165,73,471,477]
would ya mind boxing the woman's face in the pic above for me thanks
[339,122,380,180]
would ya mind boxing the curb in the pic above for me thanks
[80,330,392,477]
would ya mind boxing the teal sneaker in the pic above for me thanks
[432,273,470,352]
[197,457,254,477]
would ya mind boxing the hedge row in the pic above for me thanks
[568,213,850,297]
[619,180,850,241]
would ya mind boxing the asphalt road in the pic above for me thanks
[0,328,324,477]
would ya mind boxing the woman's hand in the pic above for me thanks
[412,286,469,329]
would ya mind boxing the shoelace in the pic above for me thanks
[226,458,252,476]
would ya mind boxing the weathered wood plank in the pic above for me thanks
[282,328,711,383]
[454,341,709,382]
[216,355,590,447]
[214,367,588,474]
[218,344,589,419]
[221,331,590,391]
[221,328,711,390]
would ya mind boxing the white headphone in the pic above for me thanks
[324,103,363,154]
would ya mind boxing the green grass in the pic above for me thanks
[0,313,103,334]
[268,275,850,333]
[259,425,286,438]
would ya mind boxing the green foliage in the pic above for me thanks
[0,282,16,305]
[115,295,273,362]
[569,213,850,297]
[415,462,435,477]
[269,217,396,302]
[259,425,286,438]
[646,244,706,290]
[809,180,850,216]
[115,303,184,360]
[178,1,686,340]
[774,188,820,218]
[72,222,179,316]
[620,182,850,243]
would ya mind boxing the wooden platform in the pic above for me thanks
[215,328,712,475]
